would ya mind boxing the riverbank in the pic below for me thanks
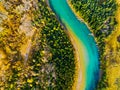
[66,1,87,90]
[67,1,99,90]
[46,0,85,89]
[66,29,86,90]
[67,0,94,35]
[67,0,99,44]
[48,0,99,90]
[47,0,86,89]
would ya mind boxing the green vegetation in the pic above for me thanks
[69,0,117,51]
[29,1,75,89]
[68,0,117,89]
[0,0,75,90]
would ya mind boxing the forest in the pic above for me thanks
[29,1,75,90]
[0,0,75,89]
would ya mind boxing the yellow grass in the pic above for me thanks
[0,49,9,77]
[105,0,120,89]
[106,65,120,90]
[0,49,6,60]
[105,3,120,51]
[0,2,6,13]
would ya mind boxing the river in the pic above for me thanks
[49,0,99,90]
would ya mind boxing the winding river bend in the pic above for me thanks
[49,0,99,90]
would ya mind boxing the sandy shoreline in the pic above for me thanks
[66,29,86,90]
[66,1,88,90]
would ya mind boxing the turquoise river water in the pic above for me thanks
[49,0,99,90]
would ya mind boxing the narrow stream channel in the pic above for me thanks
[49,0,99,90]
